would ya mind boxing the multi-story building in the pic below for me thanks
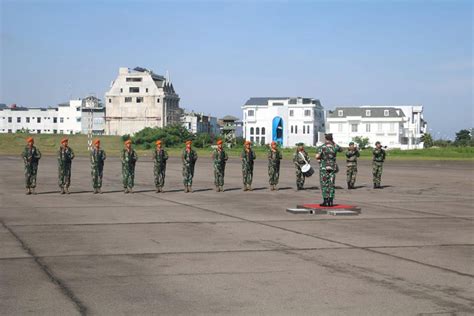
[181,110,220,136]
[105,67,182,136]
[326,105,427,149]
[241,97,325,147]
[0,97,105,135]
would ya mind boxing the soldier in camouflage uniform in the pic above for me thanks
[268,141,282,191]
[152,140,168,193]
[293,143,310,190]
[58,138,75,194]
[316,134,342,206]
[212,139,228,192]
[22,137,41,195]
[182,140,198,193]
[345,141,360,189]
[241,140,256,191]
[90,139,106,194]
[372,141,386,189]
[121,139,138,193]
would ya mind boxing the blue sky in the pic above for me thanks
[1,0,472,139]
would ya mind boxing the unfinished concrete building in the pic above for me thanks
[105,67,182,135]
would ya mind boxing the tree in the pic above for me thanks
[454,129,471,146]
[194,133,212,148]
[130,124,194,148]
[421,133,433,148]
[352,136,370,149]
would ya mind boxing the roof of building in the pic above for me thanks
[221,115,240,121]
[327,107,405,118]
[244,97,320,106]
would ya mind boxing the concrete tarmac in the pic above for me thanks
[0,155,473,315]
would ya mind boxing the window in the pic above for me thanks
[338,123,343,132]
[157,99,160,103]
[256,136,260,144]
[120,88,123,93]
[60,118,64,123]
[76,118,81,122]
[304,109,311,116]
[248,110,255,117]
[351,124,358,133]
[129,87,140,93]
[250,127,254,135]
[26,117,30,123]
[109,98,112,103]
[366,123,371,132]
[338,110,343,117]
[307,125,311,134]
[53,117,57,123]
[256,127,260,135]
[37,118,41,123]
[126,77,142,82]
[261,127,265,135]
[390,123,395,132]
[37,130,41,134]
[303,126,306,134]
[295,125,298,134]
[366,110,371,117]
[8,129,12,133]
[250,136,254,142]
[146,88,148,93]
[125,97,132,103]
[136,97,143,103]
[8,117,12,123]
[17,117,21,123]
[384,110,389,117]
[261,137,265,144]
[60,130,63,133]
[53,130,57,134]
[291,125,294,133]
[289,110,294,117]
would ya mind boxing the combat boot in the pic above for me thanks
[26,188,31,195]
[328,198,334,207]
[188,186,193,193]
[243,185,248,191]
[274,185,278,191]
[373,183,377,189]
[319,199,328,207]
[247,185,253,191]
[60,187,65,194]
[65,187,70,194]
[215,186,220,192]
[219,186,224,192]
[347,182,351,189]
[128,188,134,194]
[98,188,102,194]
[124,188,129,194]
[184,186,188,193]
[31,188,36,195]
[156,187,161,193]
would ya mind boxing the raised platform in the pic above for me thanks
[287,203,361,216]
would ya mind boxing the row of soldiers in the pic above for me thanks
[22,136,386,205]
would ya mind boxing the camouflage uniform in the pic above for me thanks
[58,146,75,190]
[121,148,138,190]
[212,148,228,188]
[241,149,256,188]
[268,148,282,186]
[22,145,41,190]
[153,148,168,189]
[293,150,310,190]
[182,149,198,186]
[90,148,106,190]
[372,148,386,187]
[317,142,341,200]
[346,149,360,188]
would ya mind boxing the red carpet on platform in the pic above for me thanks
[299,204,357,210]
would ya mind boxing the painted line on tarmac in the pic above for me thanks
[0,220,88,315]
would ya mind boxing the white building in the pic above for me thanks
[181,110,220,136]
[326,105,427,149]
[242,97,325,147]
[0,97,105,135]
[105,67,182,136]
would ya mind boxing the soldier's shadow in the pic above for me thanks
[224,187,242,192]
[305,186,319,190]
[352,185,365,189]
